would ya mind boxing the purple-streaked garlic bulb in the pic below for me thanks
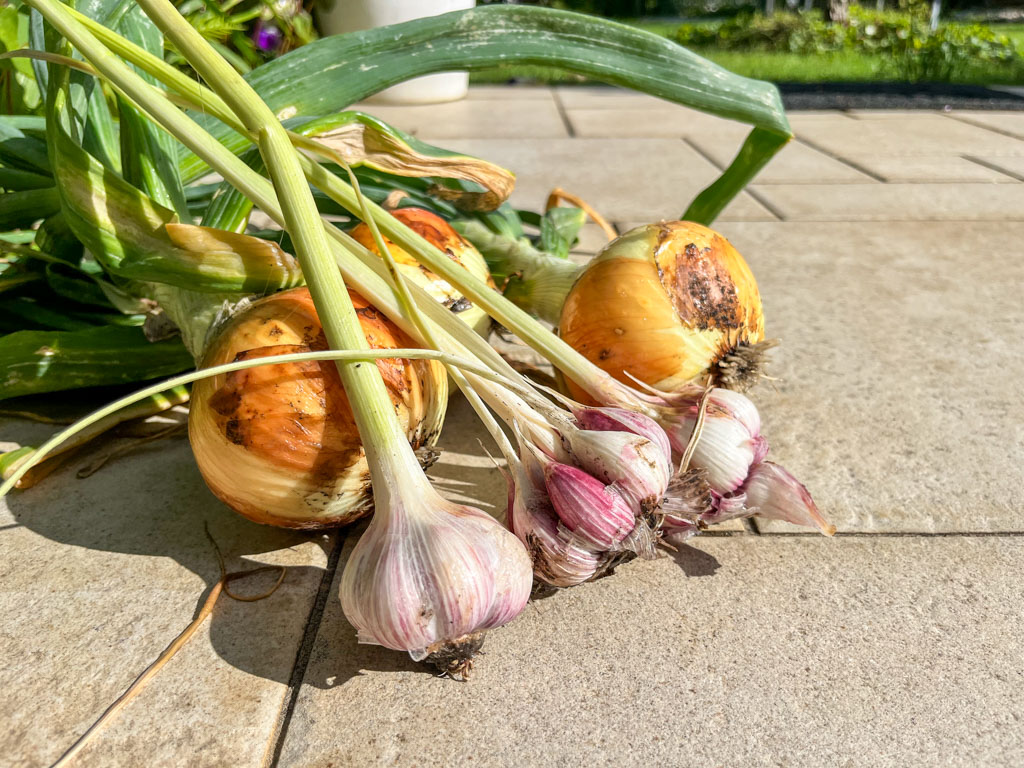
[630,385,834,537]
[543,461,637,550]
[660,387,767,495]
[340,468,533,678]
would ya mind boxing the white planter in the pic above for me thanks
[317,0,476,105]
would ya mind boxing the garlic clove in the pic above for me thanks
[509,469,603,587]
[573,406,673,465]
[683,413,759,495]
[741,461,835,536]
[563,427,671,515]
[543,461,637,551]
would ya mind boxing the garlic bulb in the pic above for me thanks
[543,460,636,550]
[340,460,533,676]
[632,384,835,536]
[573,405,673,466]
[189,287,447,528]
[350,207,495,337]
[559,221,768,401]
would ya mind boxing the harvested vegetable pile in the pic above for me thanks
[0,1,831,761]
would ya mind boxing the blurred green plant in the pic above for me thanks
[0,3,41,114]
[677,8,1023,81]
[167,0,316,73]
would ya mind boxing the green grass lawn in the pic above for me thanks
[470,18,1024,87]
[994,23,1024,51]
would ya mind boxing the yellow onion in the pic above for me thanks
[349,207,495,337]
[189,287,447,529]
[559,221,767,403]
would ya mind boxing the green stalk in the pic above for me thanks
[30,1,521,391]
[299,159,637,407]
[0,347,514,497]
[31,1,552,436]
[131,0,426,466]
[314,138,515,459]
[32,19,521,393]
[456,219,580,325]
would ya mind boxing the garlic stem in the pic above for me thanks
[454,220,581,326]
[56,13,632,416]
[321,141,516,461]
[0,347,515,498]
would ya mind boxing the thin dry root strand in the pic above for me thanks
[49,532,288,768]
[49,581,225,768]
[207,525,288,602]
[716,338,778,392]
[544,186,617,242]
[678,376,715,475]
[75,423,187,479]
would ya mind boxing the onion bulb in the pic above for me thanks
[559,221,768,403]
[189,287,447,528]
[349,207,495,337]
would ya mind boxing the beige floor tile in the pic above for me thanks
[554,85,672,110]
[350,97,567,140]
[837,154,1018,183]
[466,85,555,100]
[566,105,749,138]
[449,138,776,222]
[721,221,1024,533]
[844,109,951,120]
[793,114,1024,157]
[277,535,1024,767]
[0,436,329,767]
[749,182,1024,220]
[694,138,875,184]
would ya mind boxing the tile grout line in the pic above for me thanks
[263,532,345,768]
[740,187,788,222]
[550,88,576,138]
[682,137,724,171]
[682,137,786,222]
[792,135,888,183]
[961,154,1024,183]
[945,113,1024,142]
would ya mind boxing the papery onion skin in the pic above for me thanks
[559,221,765,403]
[189,287,447,529]
[349,207,495,336]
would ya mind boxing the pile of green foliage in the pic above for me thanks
[677,7,1022,81]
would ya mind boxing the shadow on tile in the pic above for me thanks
[669,543,722,578]
[6,435,333,685]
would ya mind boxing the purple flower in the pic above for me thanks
[253,22,283,52]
